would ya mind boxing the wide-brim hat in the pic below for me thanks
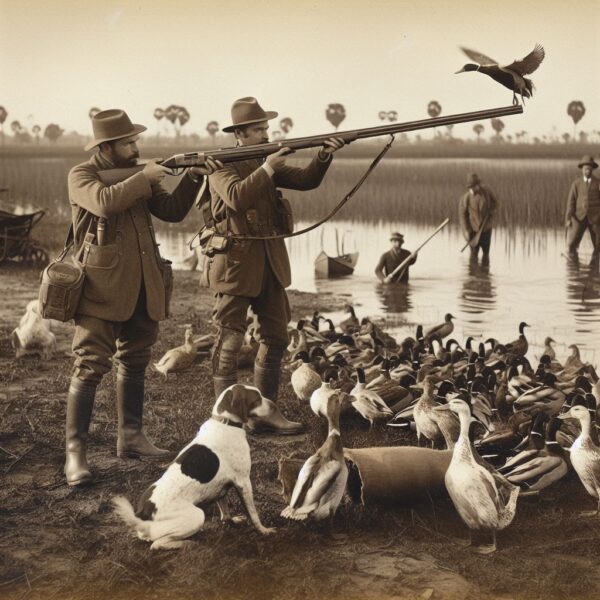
[84,109,147,151]
[222,97,278,133]
[578,155,598,169]
[466,173,482,188]
[390,232,404,242]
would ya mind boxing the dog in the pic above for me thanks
[112,384,277,549]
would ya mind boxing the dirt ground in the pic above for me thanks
[1,267,600,600]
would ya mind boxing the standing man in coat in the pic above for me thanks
[204,97,344,435]
[375,232,417,284]
[65,109,221,486]
[459,173,497,262]
[565,156,600,257]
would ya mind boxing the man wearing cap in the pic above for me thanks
[565,156,600,256]
[375,232,417,284]
[459,173,497,260]
[204,97,345,435]
[63,109,222,486]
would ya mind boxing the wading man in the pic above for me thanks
[375,232,417,284]
[204,97,344,434]
[64,109,221,486]
[459,173,497,261]
[565,155,600,257]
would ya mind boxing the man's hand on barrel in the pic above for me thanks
[189,157,224,178]
[318,137,345,160]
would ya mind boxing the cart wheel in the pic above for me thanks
[25,246,49,267]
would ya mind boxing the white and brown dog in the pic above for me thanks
[112,384,277,549]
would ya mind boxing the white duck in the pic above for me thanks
[349,367,393,427]
[291,351,322,402]
[436,394,519,553]
[11,300,56,360]
[153,327,196,380]
[559,404,600,516]
[281,392,348,522]
[310,368,339,418]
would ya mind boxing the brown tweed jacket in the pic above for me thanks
[205,155,331,296]
[68,152,201,322]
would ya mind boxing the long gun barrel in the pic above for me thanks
[98,104,523,185]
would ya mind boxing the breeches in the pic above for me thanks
[567,217,600,252]
[72,286,159,384]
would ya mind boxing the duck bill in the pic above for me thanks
[557,411,572,420]
[454,68,466,74]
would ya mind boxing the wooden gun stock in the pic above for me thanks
[98,104,523,185]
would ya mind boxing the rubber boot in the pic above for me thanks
[116,370,171,459]
[64,378,96,486]
[249,362,305,435]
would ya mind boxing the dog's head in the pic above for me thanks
[214,384,270,423]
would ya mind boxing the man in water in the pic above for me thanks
[375,232,417,283]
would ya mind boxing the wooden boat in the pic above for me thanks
[314,250,359,277]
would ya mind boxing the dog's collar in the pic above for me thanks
[211,415,244,429]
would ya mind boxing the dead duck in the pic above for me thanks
[436,394,519,553]
[424,313,455,342]
[153,327,196,380]
[11,299,56,360]
[281,392,348,522]
[505,322,530,357]
[291,351,323,402]
[558,404,600,516]
[456,44,545,105]
[349,367,393,427]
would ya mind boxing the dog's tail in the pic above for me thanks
[112,496,153,540]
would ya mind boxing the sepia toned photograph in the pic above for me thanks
[1,1,599,599]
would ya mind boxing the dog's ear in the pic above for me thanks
[231,385,250,422]
[216,388,234,415]
[246,388,263,416]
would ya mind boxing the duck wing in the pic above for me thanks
[460,46,498,66]
[505,44,545,75]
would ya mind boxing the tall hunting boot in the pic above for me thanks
[249,347,304,435]
[116,369,171,459]
[212,328,245,400]
[64,378,96,486]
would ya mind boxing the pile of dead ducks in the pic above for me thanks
[281,305,600,552]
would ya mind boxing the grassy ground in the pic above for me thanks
[1,268,600,600]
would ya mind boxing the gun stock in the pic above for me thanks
[98,104,523,185]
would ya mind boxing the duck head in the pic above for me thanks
[455,63,480,74]
[445,313,455,322]
[558,404,591,425]
[518,322,530,335]
[295,350,311,364]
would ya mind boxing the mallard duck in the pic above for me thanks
[339,305,360,334]
[497,413,548,474]
[436,394,519,553]
[287,320,309,357]
[11,300,56,360]
[561,344,585,376]
[319,318,339,343]
[281,392,348,521]
[503,418,570,495]
[413,375,444,447]
[349,367,393,427]
[309,346,329,375]
[310,368,338,418]
[558,404,600,516]
[505,322,530,357]
[153,327,196,380]
[456,44,545,105]
[513,373,565,417]
[542,337,557,362]
[291,351,322,402]
[424,313,455,341]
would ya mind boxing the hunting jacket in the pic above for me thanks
[459,185,497,240]
[68,152,201,322]
[375,248,416,283]
[565,175,600,225]
[205,155,331,296]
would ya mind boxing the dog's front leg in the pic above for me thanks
[234,479,276,535]
[216,497,246,525]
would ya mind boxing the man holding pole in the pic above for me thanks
[459,173,497,261]
[375,232,417,284]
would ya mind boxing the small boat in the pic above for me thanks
[314,228,359,278]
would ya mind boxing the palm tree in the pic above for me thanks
[206,120,219,146]
[378,110,387,121]
[279,117,293,138]
[325,103,346,131]
[387,111,398,123]
[153,108,165,144]
[567,100,585,140]
[165,105,180,137]
[491,118,505,141]
[10,120,22,144]
[44,123,64,144]
[177,107,190,139]
[0,106,7,146]
[473,123,484,142]
[32,124,41,144]
[427,101,442,139]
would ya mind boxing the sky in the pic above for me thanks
[1,0,599,140]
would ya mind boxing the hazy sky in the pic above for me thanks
[1,0,599,140]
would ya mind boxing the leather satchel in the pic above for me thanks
[38,225,85,322]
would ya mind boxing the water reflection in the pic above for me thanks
[459,255,496,323]
[375,282,412,314]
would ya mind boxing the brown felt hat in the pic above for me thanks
[578,155,598,169]
[390,232,404,242]
[84,109,147,151]
[466,173,481,188]
[222,97,278,133]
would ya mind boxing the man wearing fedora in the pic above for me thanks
[63,109,221,486]
[204,97,344,435]
[375,232,417,284]
[565,156,600,257]
[459,172,497,261]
